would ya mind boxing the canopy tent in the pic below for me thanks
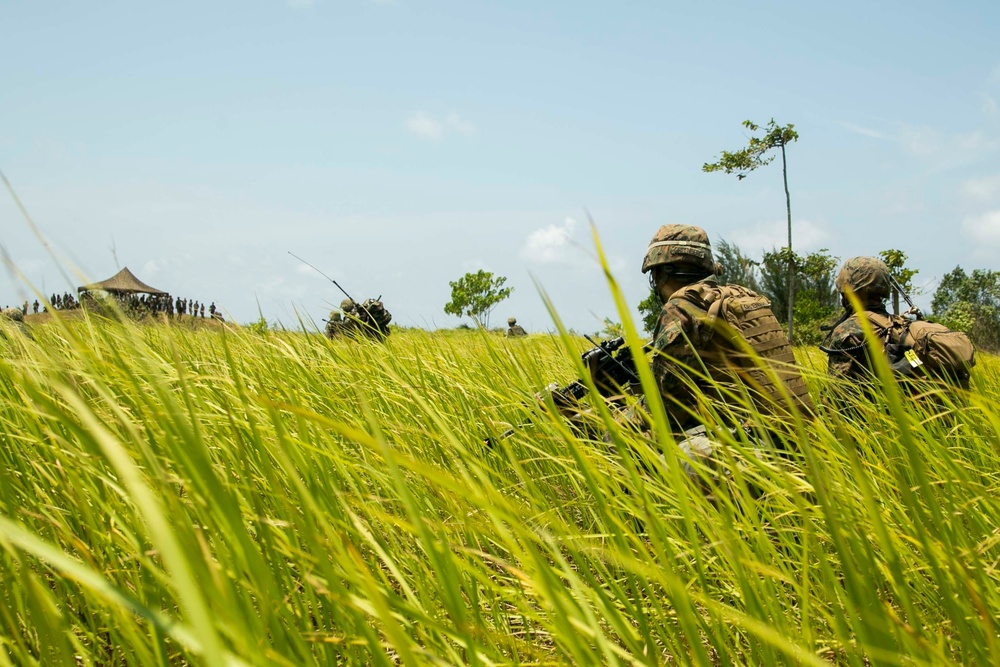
[77,267,168,295]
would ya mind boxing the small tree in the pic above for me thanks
[443,270,513,328]
[758,247,839,345]
[704,119,799,340]
[878,248,919,315]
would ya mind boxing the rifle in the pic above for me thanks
[486,336,646,446]
[889,274,923,320]
[548,336,643,405]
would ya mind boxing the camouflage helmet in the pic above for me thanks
[1,307,24,322]
[340,298,355,311]
[641,224,714,274]
[507,317,517,325]
[835,257,891,301]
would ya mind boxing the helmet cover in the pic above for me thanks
[641,224,714,274]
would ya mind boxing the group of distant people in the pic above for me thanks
[3,294,82,315]
[47,293,80,311]
[325,298,392,341]
[75,292,223,322]
[2,292,223,323]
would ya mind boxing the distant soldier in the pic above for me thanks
[209,302,216,316]
[200,303,205,318]
[506,317,528,337]
[22,301,28,315]
[325,309,345,338]
[326,299,357,338]
[1,307,32,339]
[32,300,39,314]
[821,256,975,389]
[326,298,392,341]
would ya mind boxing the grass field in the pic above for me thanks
[1,311,999,666]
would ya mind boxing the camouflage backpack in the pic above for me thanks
[359,299,392,332]
[868,313,976,385]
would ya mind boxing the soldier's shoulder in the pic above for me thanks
[828,315,867,344]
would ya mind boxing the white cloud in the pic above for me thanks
[405,111,476,140]
[142,259,161,276]
[897,125,1000,163]
[521,217,585,264]
[726,219,831,255]
[406,112,443,139]
[839,122,889,140]
[961,210,1000,247]
[960,174,1000,202]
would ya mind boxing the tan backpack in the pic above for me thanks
[868,313,976,384]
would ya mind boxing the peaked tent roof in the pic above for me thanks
[78,267,168,295]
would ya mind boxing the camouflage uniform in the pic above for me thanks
[1,307,32,339]
[506,317,527,337]
[822,257,902,381]
[640,225,814,433]
[327,298,392,341]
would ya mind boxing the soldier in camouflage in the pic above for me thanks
[506,317,527,337]
[821,256,917,381]
[611,225,814,475]
[326,297,392,341]
[1,306,32,339]
[639,224,814,430]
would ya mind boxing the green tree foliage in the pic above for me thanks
[443,270,513,328]
[715,237,760,290]
[637,290,663,336]
[878,248,920,315]
[758,247,839,345]
[704,119,800,339]
[600,318,625,339]
[931,266,1000,351]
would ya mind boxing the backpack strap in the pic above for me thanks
[703,290,727,345]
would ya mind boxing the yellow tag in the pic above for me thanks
[904,349,922,367]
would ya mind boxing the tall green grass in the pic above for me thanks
[1,309,998,665]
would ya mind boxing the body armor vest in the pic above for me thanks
[678,283,815,419]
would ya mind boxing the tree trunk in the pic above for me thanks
[782,142,794,342]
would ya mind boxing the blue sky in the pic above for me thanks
[2,0,999,333]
